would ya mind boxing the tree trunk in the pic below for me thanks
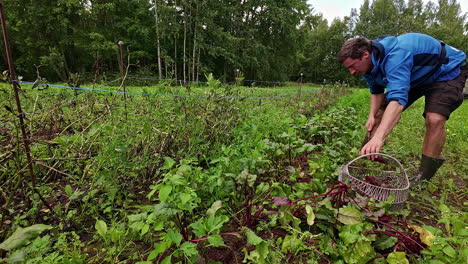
[183,7,187,83]
[191,3,198,82]
[153,0,163,79]
[165,58,168,79]
[174,35,178,80]
[196,46,201,83]
[58,49,71,84]
[192,25,197,82]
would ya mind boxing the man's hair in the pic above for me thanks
[338,37,371,64]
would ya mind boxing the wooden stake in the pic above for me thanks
[0,0,54,213]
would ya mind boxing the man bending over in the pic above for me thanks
[338,33,467,185]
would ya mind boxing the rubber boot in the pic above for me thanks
[410,154,445,186]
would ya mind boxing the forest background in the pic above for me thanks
[1,0,467,86]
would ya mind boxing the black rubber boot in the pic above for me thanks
[410,154,445,186]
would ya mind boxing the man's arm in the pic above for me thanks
[365,93,385,132]
[361,101,404,158]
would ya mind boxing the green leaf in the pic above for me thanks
[5,250,26,263]
[159,184,172,202]
[162,157,175,170]
[147,185,157,199]
[128,213,147,223]
[337,207,362,225]
[154,202,179,216]
[387,252,409,264]
[0,224,51,251]
[237,169,257,188]
[207,215,229,233]
[344,239,375,263]
[141,223,150,236]
[111,229,122,243]
[179,192,191,204]
[153,221,164,231]
[281,234,302,253]
[69,190,84,200]
[462,246,468,259]
[65,184,73,196]
[256,241,269,262]
[244,228,264,246]
[206,200,222,216]
[161,255,172,264]
[176,164,192,176]
[305,205,315,226]
[190,219,207,237]
[207,235,225,247]
[165,229,183,246]
[338,224,366,245]
[147,241,172,261]
[373,235,398,250]
[298,143,316,153]
[339,229,361,245]
[427,261,445,264]
[442,245,457,258]
[180,242,198,256]
[95,220,107,239]
[422,225,443,236]
[318,197,334,211]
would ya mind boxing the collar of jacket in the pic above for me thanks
[366,36,398,77]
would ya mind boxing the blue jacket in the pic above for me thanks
[362,33,466,106]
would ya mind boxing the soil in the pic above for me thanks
[199,234,247,264]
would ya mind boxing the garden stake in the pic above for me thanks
[0,0,54,213]
[119,46,129,122]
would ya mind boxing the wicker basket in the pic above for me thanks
[339,153,410,205]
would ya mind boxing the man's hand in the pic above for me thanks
[360,136,384,160]
[361,101,404,160]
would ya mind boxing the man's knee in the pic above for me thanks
[425,112,447,131]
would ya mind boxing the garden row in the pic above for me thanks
[0,81,466,263]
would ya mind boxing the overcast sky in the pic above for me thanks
[307,0,468,24]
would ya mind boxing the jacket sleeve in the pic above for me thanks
[383,49,413,106]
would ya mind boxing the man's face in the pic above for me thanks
[342,51,372,75]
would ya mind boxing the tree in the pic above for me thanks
[152,0,163,79]
[3,0,89,82]
[426,0,467,50]
[1,0,466,85]
[354,0,400,39]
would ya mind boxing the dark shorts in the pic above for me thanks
[404,66,468,120]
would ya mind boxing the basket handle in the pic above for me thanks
[346,153,407,177]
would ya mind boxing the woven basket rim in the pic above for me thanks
[341,153,410,191]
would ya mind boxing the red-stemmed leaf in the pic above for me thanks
[272,196,293,206]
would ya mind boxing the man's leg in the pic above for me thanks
[422,112,447,158]
[412,67,467,185]
[411,112,447,185]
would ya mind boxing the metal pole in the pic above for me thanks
[0,0,54,213]
[0,0,36,186]
[118,40,128,121]
[118,40,124,75]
